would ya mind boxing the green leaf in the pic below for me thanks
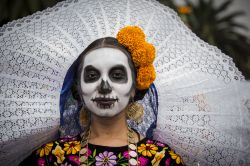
[93,149,96,157]
[214,0,233,14]
[227,22,248,31]
[217,11,245,23]
[88,161,95,166]
[118,152,122,159]
[45,155,49,165]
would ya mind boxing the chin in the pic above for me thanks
[91,111,122,119]
[88,105,125,118]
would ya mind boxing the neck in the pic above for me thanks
[88,111,128,146]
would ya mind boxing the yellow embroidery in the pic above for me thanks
[52,145,65,164]
[169,150,183,164]
[63,141,81,155]
[151,149,166,166]
[138,143,158,157]
[36,143,53,157]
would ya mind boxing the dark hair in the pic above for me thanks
[71,37,148,102]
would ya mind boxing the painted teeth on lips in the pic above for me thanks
[91,96,118,109]
[91,96,118,102]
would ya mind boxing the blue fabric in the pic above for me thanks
[146,84,159,138]
[59,58,79,126]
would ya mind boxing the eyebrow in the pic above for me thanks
[85,64,127,71]
[110,64,127,70]
[84,65,98,71]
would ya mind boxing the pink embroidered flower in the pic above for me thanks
[80,147,92,157]
[59,135,77,143]
[165,158,171,166]
[123,151,129,158]
[37,158,46,166]
[138,156,149,166]
[156,142,165,147]
[146,140,154,144]
[95,151,117,166]
[86,148,92,157]
[68,155,80,165]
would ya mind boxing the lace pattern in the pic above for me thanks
[0,0,249,165]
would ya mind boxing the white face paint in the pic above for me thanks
[80,47,134,117]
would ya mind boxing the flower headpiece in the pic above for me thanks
[116,26,156,90]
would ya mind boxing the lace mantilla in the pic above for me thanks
[0,0,249,166]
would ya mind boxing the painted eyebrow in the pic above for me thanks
[84,65,98,71]
[109,64,127,71]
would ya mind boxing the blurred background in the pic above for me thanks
[1,0,250,79]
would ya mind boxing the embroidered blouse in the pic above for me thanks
[19,134,184,166]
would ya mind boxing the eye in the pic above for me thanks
[111,70,125,79]
[84,66,100,82]
[87,71,98,79]
[109,66,128,83]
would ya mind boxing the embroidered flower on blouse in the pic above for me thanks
[95,151,117,166]
[169,150,183,164]
[59,135,78,143]
[138,156,149,166]
[151,149,166,166]
[123,151,129,158]
[80,147,92,157]
[67,155,80,165]
[156,142,165,147]
[138,143,158,157]
[146,140,154,144]
[165,158,171,166]
[38,158,46,166]
[86,148,92,157]
[36,143,53,157]
[63,141,81,155]
[52,145,65,164]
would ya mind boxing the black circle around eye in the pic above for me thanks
[109,67,128,83]
[84,67,100,83]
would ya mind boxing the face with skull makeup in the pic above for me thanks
[80,47,134,117]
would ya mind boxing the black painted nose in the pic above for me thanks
[98,79,112,94]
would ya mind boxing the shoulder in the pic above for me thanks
[137,138,184,166]
[19,134,81,166]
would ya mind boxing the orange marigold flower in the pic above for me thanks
[36,142,53,157]
[137,65,156,90]
[177,6,192,14]
[117,26,145,51]
[117,26,156,90]
[132,42,155,67]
